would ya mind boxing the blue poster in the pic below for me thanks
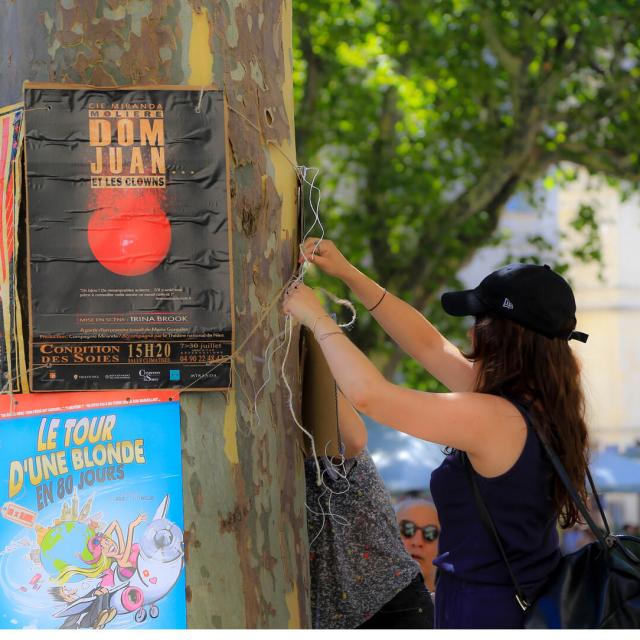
[0,391,185,629]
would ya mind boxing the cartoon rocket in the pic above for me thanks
[112,495,184,622]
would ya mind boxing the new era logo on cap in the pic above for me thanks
[502,298,514,311]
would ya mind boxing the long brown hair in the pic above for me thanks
[467,314,590,528]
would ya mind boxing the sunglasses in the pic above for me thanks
[399,519,439,542]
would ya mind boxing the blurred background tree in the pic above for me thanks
[292,0,640,388]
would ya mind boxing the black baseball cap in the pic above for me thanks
[441,263,588,342]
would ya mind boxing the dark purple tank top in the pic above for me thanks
[430,399,561,597]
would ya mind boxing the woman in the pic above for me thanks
[55,513,146,628]
[284,238,590,629]
[56,513,146,585]
[307,389,433,629]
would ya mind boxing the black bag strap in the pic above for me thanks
[536,437,610,544]
[526,437,640,565]
[463,455,530,611]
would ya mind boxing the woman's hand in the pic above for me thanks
[299,238,353,280]
[132,514,146,528]
[283,282,327,327]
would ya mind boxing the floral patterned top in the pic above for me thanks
[305,449,420,629]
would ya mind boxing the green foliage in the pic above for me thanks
[294,0,640,382]
[569,204,603,269]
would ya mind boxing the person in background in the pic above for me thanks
[306,390,433,629]
[286,238,592,629]
[395,498,440,593]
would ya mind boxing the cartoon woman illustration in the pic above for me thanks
[54,513,146,628]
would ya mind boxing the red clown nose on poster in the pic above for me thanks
[88,189,171,276]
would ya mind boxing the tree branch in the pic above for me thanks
[559,144,640,180]
[394,95,544,295]
[479,12,521,78]
[376,144,560,380]
[365,87,402,281]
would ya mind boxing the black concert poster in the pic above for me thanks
[24,84,233,391]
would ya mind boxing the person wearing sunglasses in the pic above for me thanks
[285,238,591,629]
[395,499,440,592]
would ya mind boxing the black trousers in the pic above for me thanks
[358,572,434,629]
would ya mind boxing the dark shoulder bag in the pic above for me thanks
[465,443,640,629]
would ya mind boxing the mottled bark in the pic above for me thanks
[0,0,308,629]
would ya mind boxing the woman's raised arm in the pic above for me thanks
[300,238,475,392]
[284,283,526,475]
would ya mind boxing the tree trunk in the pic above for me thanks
[0,0,308,629]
